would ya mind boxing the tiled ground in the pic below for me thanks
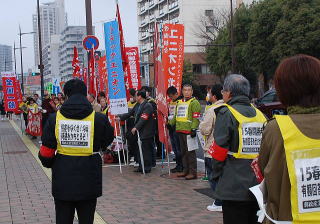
[0,120,223,224]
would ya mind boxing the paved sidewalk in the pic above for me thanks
[0,121,55,224]
[1,119,223,224]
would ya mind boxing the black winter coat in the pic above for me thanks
[134,100,155,140]
[39,94,114,201]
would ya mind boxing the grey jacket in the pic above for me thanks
[212,95,259,201]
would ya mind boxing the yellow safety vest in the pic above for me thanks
[224,104,266,159]
[101,107,108,115]
[205,104,215,113]
[176,98,194,123]
[55,111,95,156]
[275,115,320,224]
[128,101,136,109]
[168,100,177,121]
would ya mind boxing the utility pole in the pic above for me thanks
[13,42,17,75]
[19,25,24,94]
[85,0,93,91]
[37,0,45,100]
[230,0,236,73]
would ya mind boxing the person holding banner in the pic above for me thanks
[169,84,201,180]
[209,74,266,224]
[257,55,320,224]
[38,79,114,224]
[99,97,109,115]
[167,86,183,173]
[131,90,155,173]
[199,84,224,212]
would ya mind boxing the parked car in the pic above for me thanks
[254,89,287,119]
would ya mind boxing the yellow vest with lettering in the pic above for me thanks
[55,111,95,156]
[224,104,266,159]
[168,100,178,121]
[275,115,320,224]
[176,98,194,123]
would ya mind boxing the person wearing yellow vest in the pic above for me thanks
[167,86,183,173]
[209,74,266,224]
[38,79,114,224]
[19,95,29,129]
[99,97,109,115]
[258,54,320,224]
[169,84,201,180]
[199,84,224,212]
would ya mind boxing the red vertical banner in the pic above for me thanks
[98,56,107,93]
[124,47,141,97]
[88,50,96,96]
[72,46,81,78]
[162,24,185,95]
[26,111,42,136]
[15,79,22,113]
[1,72,19,112]
[116,3,127,70]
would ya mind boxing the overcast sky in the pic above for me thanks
[0,0,138,73]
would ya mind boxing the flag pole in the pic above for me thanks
[115,120,122,173]
[118,120,127,165]
[137,131,145,175]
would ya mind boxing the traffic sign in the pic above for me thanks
[83,35,99,51]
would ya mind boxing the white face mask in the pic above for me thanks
[130,98,134,102]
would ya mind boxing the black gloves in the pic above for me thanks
[190,129,197,138]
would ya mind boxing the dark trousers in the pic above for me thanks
[139,137,154,171]
[126,130,139,162]
[178,133,197,175]
[54,198,97,224]
[169,128,182,169]
[23,113,28,129]
[205,157,222,206]
[222,200,259,224]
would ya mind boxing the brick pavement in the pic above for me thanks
[97,165,223,224]
[1,119,223,224]
[0,121,56,224]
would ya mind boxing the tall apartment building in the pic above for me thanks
[0,44,13,73]
[59,26,89,81]
[32,0,67,67]
[43,35,60,83]
[137,0,233,86]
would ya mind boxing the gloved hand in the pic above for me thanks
[190,129,197,138]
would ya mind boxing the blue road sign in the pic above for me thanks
[83,35,99,51]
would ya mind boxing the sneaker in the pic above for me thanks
[129,161,136,166]
[133,162,139,167]
[207,202,222,212]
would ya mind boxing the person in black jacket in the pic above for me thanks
[38,79,114,224]
[118,89,140,165]
[131,90,155,173]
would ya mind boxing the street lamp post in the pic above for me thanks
[37,0,45,100]
[13,43,26,78]
[18,26,35,95]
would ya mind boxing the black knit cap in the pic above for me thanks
[63,79,87,97]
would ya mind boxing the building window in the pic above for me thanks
[193,64,202,74]
[206,26,214,33]
[205,10,213,17]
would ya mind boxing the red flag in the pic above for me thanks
[72,46,81,78]
[162,24,185,95]
[116,3,127,70]
[88,50,96,96]
[124,47,142,98]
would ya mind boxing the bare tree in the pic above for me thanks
[194,9,230,45]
